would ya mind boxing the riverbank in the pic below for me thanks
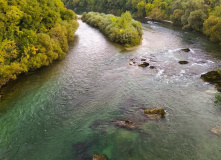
[145,17,173,24]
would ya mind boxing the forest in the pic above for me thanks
[62,0,221,44]
[0,0,79,88]
[81,11,143,47]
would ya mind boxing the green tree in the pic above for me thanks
[145,3,154,16]
[185,9,208,31]
[203,15,221,42]
[171,9,184,25]
[0,0,79,88]
[137,1,146,17]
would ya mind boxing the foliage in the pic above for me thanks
[0,0,79,88]
[203,5,221,43]
[171,9,184,26]
[215,93,221,105]
[62,0,221,44]
[137,1,146,17]
[81,11,142,47]
[185,9,208,31]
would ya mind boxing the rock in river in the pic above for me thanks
[144,108,166,119]
[211,126,221,135]
[149,66,156,69]
[138,62,149,68]
[115,120,136,129]
[179,61,189,65]
[181,48,190,52]
[129,58,136,61]
[201,70,221,83]
[93,154,108,160]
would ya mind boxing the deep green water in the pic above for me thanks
[0,20,221,160]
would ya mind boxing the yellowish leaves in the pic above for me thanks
[203,16,221,42]
[0,40,18,60]
[23,46,38,59]
[111,17,117,23]
[0,0,79,88]
[6,6,23,25]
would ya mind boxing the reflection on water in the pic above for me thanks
[0,20,221,160]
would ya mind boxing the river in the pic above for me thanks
[0,20,221,160]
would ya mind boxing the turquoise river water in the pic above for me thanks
[0,20,221,160]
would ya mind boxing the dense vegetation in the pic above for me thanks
[63,0,221,44]
[0,0,79,88]
[81,12,142,47]
[215,93,221,105]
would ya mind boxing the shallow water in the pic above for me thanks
[0,20,221,160]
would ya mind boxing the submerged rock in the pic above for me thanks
[129,58,136,61]
[138,62,149,68]
[93,154,108,160]
[115,120,136,129]
[141,58,146,61]
[201,70,221,83]
[149,66,156,69]
[144,108,166,119]
[181,48,190,52]
[179,61,189,65]
[211,126,221,135]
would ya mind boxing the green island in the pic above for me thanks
[63,0,221,44]
[81,11,143,47]
[0,0,79,88]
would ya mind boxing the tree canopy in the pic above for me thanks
[0,0,79,88]
[63,0,221,44]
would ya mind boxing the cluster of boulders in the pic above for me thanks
[93,48,220,159]
[93,107,166,159]
[129,58,156,69]
[129,48,191,69]
[115,107,166,130]
[129,57,189,67]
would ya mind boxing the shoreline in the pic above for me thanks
[145,17,173,24]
